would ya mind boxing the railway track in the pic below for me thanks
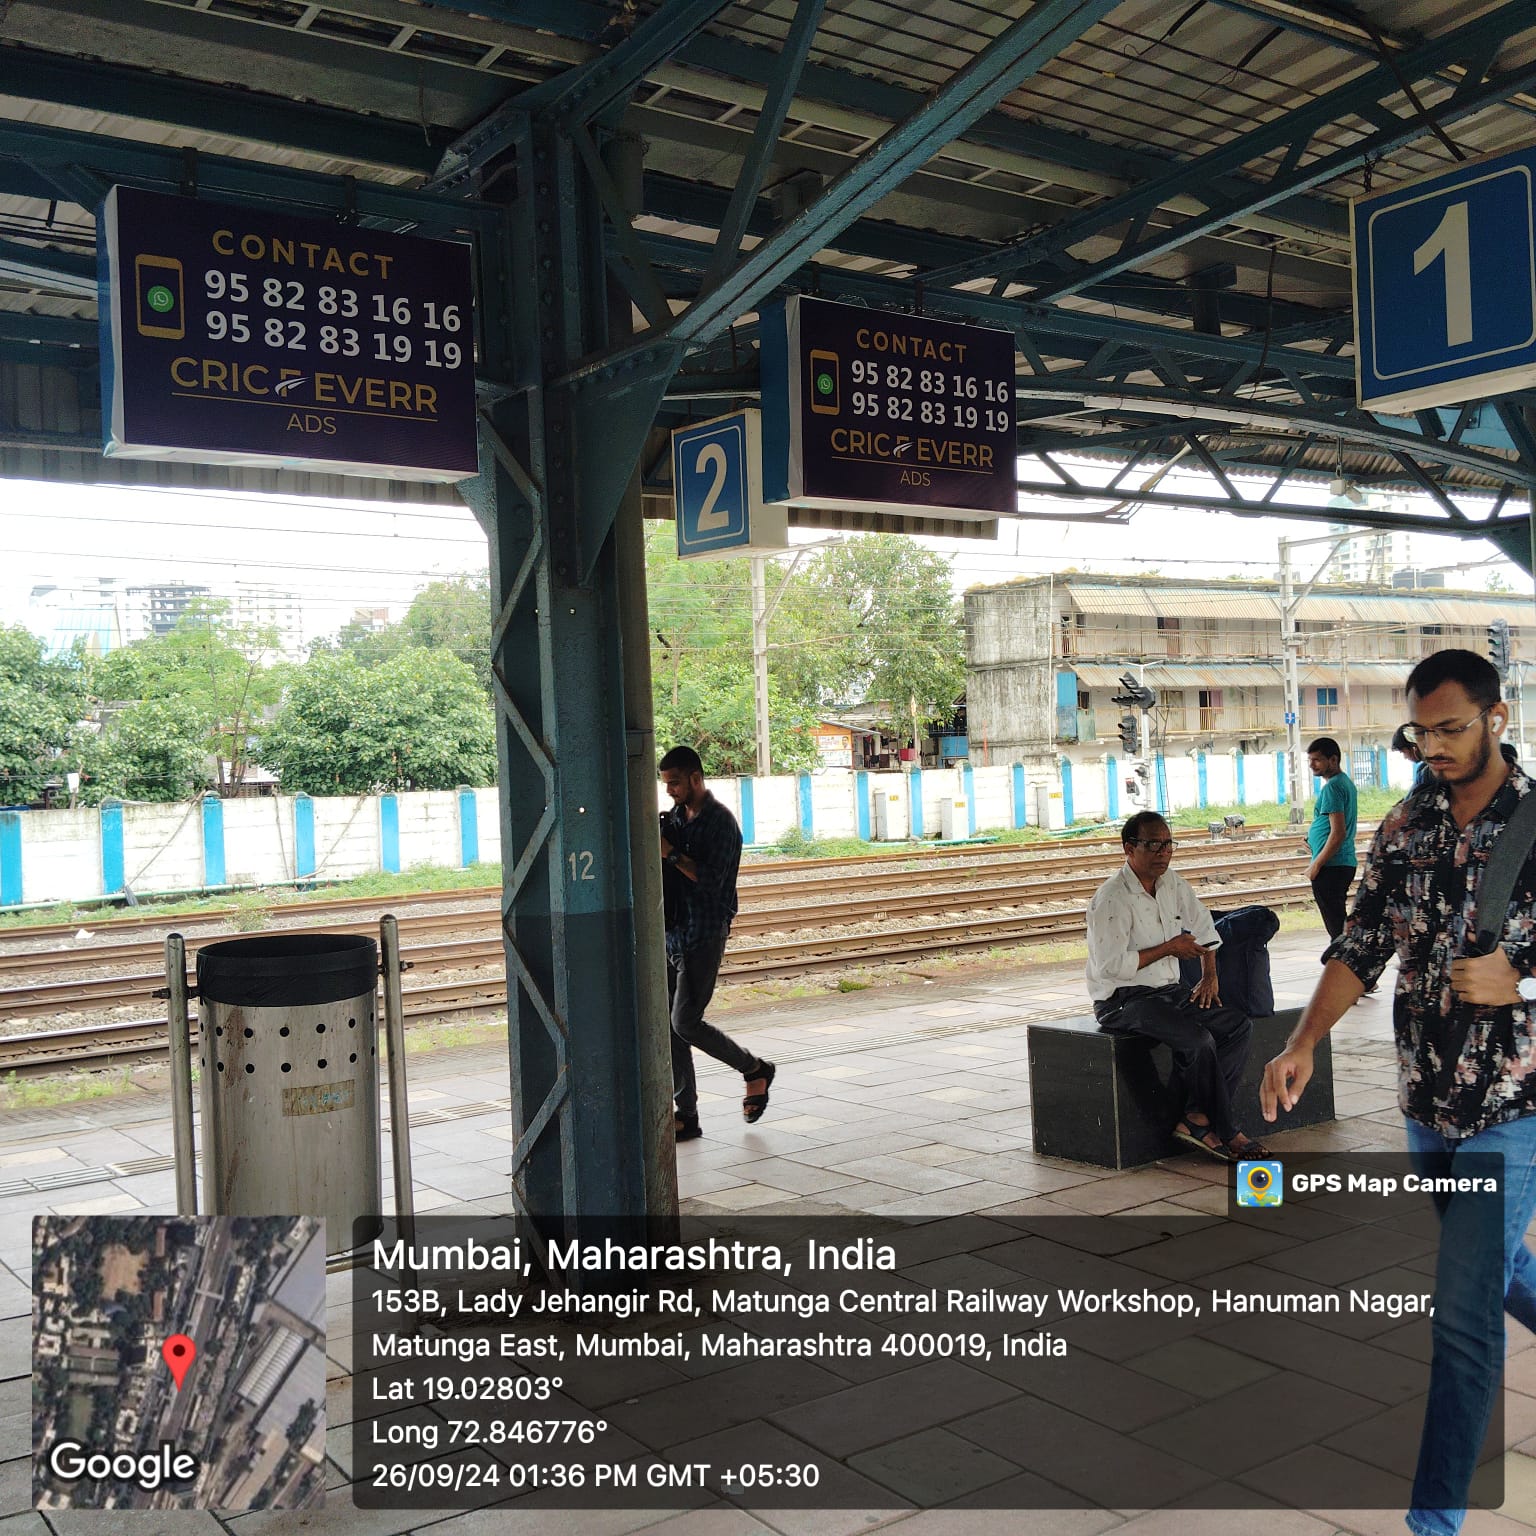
[0,825,1316,953]
[0,831,1326,983]
[0,851,1325,1076]
[0,842,1323,1015]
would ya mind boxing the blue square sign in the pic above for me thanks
[1355,146,1536,413]
[671,409,786,560]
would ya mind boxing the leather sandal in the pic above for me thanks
[742,1061,776,1124]
[1171,1119,1232,1162]
[675,1113,702,1142]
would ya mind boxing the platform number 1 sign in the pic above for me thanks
[1354,146,1536,413]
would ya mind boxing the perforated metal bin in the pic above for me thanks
[196,934,381,1254]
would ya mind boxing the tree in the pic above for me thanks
[89,599,282,793]
[0,625,87,805]
[76,698,211,804]
[775,535,966,736]
[644,528,820,774]
[260,647,496,793]
[318,574,492,695]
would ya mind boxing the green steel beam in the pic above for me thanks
[420,0,1345,239]
[0,236,95,298]
[0,44,451,174]
[0,118,498,231]
[928,1,1536,294]
[701,0,827,288]
[674,0,1126,345]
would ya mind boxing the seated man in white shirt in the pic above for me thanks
[1085,811,1271,1162]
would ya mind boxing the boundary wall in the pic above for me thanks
[0,749,1418,908]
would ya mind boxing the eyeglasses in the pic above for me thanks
[1130,839,1178,853]
[1399,710,1490,748]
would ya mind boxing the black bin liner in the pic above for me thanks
[196,933,378,1008]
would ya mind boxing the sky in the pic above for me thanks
[2,460,1531,651]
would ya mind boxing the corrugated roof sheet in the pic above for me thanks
[1066,583,1282,620]
[1063,585,1159,617]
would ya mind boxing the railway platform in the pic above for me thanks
[2,933,1534,1535]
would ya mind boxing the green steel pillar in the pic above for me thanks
[461,115,681,1229]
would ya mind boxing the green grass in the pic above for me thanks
[0,862,504,934]
[1167,787,1402,831]
[0,1068,137,1109]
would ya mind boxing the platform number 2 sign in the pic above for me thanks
[691,441,733,533]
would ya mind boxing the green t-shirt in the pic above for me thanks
[1308,772,1357,868]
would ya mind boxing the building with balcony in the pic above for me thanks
[964,573,1531,773]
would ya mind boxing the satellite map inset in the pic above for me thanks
[32,1214,326,1512]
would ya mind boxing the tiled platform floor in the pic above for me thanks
[2,931,1534,1535]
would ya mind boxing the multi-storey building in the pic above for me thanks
[964,573,1530,771]
[232,582,304,660]
[123,581,211,639]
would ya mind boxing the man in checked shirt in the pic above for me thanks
[659,746,776,1143]
[1263,649,1536,1536]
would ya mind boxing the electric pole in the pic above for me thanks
[751,556,771,777]
[1279,537,1304,819]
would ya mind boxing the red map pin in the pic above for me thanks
[162,1334,196,1390]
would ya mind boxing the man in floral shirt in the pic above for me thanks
[1262,649,1536,1536]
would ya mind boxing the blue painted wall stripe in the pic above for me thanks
[738,777,756,845]
[0,811,21,906]
[294,794,316,880]
[1011,763,1027,828]
[101,800,124,895]
[458,786,479,867]
[962,765,976,835]
[1235,753,1246,805]
[797,772,814,838]
[380,794,401,874]
[1060,757,1074,825]
[854,772,870,841]
[1197,750,1208,809]
[910,769,924,837]
[201,794,226,887]
[1276,751,1287,805]
[1106,755,1119,821]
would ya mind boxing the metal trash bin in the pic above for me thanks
[195,933,381,1253]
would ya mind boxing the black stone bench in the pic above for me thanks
[1026,1006,1335,1169]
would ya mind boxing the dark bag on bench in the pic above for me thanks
[1178,904,1280,1018]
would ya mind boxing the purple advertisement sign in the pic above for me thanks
[761,296,1016,518]
[98,186,477,481]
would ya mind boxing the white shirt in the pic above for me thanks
[1084,861,1222,1003]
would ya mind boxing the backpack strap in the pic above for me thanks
[1472,785,1536,955]
[1429,784,1536,1098]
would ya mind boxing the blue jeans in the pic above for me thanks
[1403,1113,1536,1536]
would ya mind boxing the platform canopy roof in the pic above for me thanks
[4,0,1536,548]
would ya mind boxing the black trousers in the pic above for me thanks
[1095,984,1252,1143]
[1311,864,1356,942]
[668,934,759,1116]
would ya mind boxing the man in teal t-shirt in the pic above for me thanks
[1305,736,1357,946]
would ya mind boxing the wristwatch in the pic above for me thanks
[665,849,682,866]
[1518,976,1536,1003]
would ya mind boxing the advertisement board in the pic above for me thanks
[98,186,477,481]
[760,295,1015,519]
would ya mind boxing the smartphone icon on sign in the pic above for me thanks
[135,254,185,340]
[809,348,840,415]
